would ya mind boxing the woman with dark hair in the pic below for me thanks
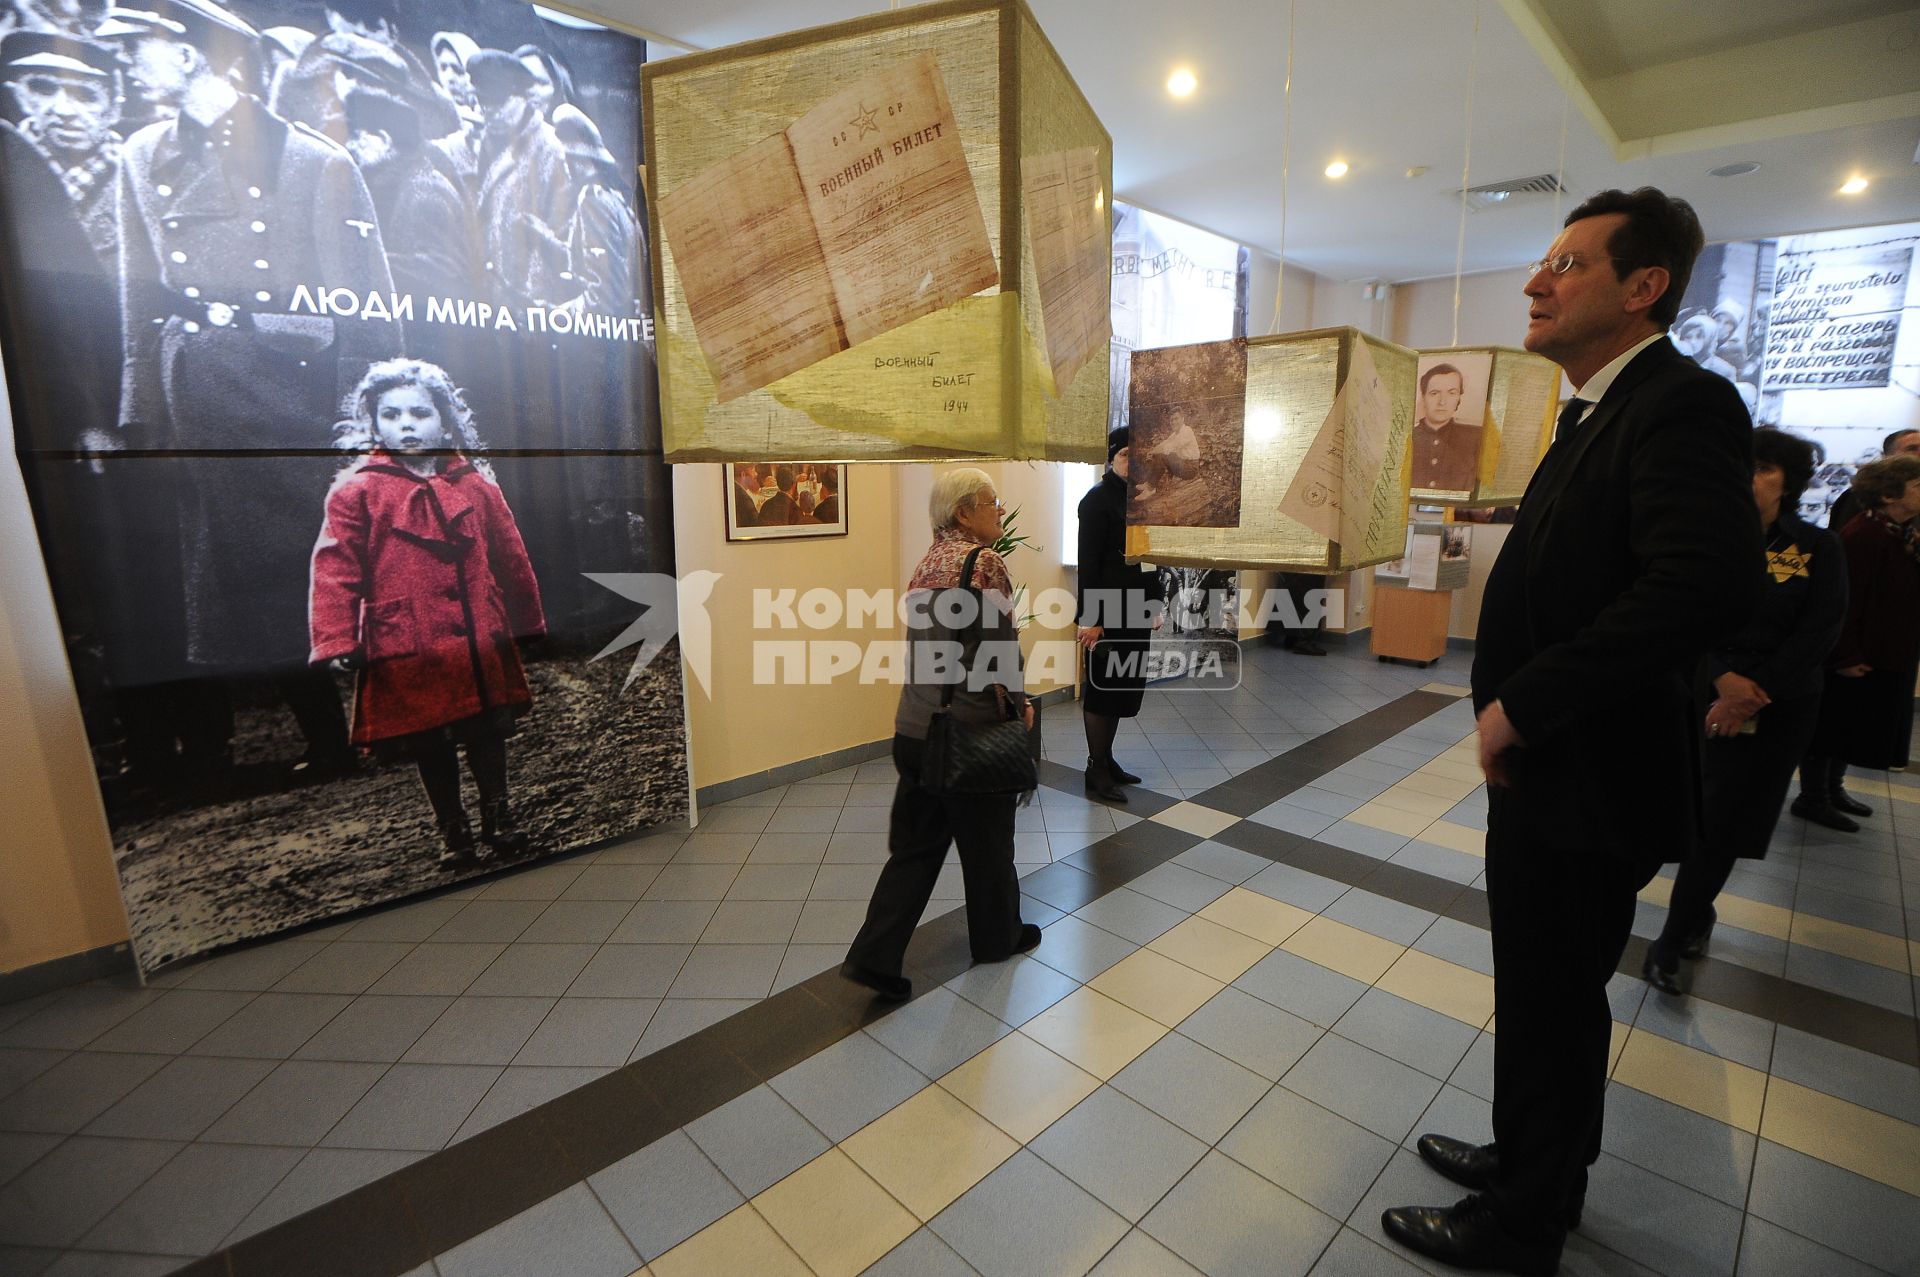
[1076,427,1163,800]
[1793,453,1920,831]
[1644,430,1846,992]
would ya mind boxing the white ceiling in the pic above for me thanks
[575,0,1920,283]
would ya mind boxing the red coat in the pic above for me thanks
[310,454,546,744]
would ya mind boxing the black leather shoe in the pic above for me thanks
[1015,923,1042,954]
[1829,789,1872,817]
[1791,795,1858,833]
[1381,1195,1561,1276]
[1287,639,1327,656]
[1641,945,1687,996]
[1085,758,1127,802]
[1416,1135,1585,1230]
[840,962,911,1002]
[1108,759,1143,784]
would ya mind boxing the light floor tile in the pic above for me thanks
[1088,950,1224,1029]
[938,1031,1100,1143]
[842,1084,1019,1221]
[1368,788,1455,819]
[1418,821,1486,858]
[752,1148,917,1277]
[1145,916,1271,984]
[929,1149,1129,1277]
[1611,1030,1767,1134]
[1218,1084,1396,1220]
[1344,803,1432,838]
[648,1203,809,1277]
[1759,1077,1920,1196]
[1788,911,1910,972]
[1373,949,1494,1028]
[1139,1150,1337,1277]
[1149,802,1240,838]
[1110,1032,1269,1144]
[1280,917,1406,985]
[1197,888,1315,947]
[1089,1228,1204,1275]
[1029,1087,1207,1223]
[1023,988,1168,1081]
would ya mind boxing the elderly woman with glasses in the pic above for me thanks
[842,467,1040,1001]
[1644,430,1846,993]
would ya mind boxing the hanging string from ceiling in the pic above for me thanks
[1449,0,1482,348]
[1266,0,1297,334]
[1551,64,1571,230]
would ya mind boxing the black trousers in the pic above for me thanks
[846,734,1024,976]
[1484,794,1646,1242]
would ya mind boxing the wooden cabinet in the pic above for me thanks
[1371,587,1451,666]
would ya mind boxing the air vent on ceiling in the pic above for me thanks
[1456,173,1566,212]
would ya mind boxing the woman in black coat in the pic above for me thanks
[1644,430,1847,993]
[1793,452,1920,831]
[1076,428,1163,800]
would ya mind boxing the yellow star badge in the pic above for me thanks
[849,101,880,138]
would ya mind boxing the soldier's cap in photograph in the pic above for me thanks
[466,48,536,104]
[431,30,481,68]
[0,31,118,78]
[311,32,411,97]
[259,25,314,62]
[552,104,616,168]
[96,0,258,45]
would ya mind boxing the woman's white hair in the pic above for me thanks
[929,466,995,532]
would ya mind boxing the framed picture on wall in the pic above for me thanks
[724,463,850,540]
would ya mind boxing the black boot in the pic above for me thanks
[479,798,532,857]
[1084,757,1127,802]
[1681,905,1716,959]
[1829,788,1872,817]
[1641,940,1687,995]
[1790,794,1859,833]
[1108,759,1142,784]
[437,813,480,867]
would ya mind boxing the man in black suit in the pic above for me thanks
[1381,188,1760,1274]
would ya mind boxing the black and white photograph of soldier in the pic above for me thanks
[0,0,679,971]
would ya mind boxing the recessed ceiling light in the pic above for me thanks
[1840,174,1870,194]
[1709,161,1760,178]
[1166,67,1197,98]
[1324,159,1349,179]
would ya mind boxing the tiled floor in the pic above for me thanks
[2,641,1917,1276]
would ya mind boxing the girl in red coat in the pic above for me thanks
[310,359,547,866]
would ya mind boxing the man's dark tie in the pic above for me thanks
[1555,396,1588,442]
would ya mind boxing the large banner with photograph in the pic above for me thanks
[0,0,685,971]
[1107,202,1248,639]
[1672,220,1920,526]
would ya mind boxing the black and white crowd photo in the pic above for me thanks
[0,0,685,970]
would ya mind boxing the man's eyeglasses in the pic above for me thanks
[1526,251,1620,276]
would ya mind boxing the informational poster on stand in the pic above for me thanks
[0,0,686,971]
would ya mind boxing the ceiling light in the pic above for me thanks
[1324,159,1349,179]
[1166,67,1197,98]
[1840,174,1870,195]
[1708,161,1760,178]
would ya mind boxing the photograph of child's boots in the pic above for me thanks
[437,813,480,868]
[480,798,532,858]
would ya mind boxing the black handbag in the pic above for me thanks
[919,547,1039,798]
